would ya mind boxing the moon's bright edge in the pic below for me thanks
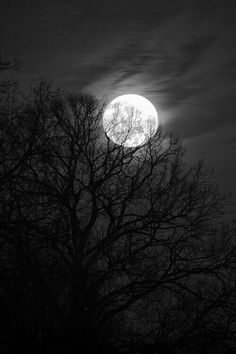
[103,94,159,147]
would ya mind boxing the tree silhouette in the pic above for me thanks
[0,81,235,354]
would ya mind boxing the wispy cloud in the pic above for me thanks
[1,0,236,140]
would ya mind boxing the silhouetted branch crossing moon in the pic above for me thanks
[103,94,158,147]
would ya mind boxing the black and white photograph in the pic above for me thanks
[1,1,236,353]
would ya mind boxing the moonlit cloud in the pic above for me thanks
[1,0,236,207]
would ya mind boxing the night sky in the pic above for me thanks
[1,0,236,212]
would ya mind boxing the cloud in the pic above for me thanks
[1,0,236,207]
[1,0,236,141]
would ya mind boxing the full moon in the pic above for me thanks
[103,94,158,147]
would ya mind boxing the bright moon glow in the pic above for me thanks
[103,94,158,147]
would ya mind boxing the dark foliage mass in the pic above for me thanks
[0,80,235,354]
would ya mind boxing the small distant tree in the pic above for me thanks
[0,81,235,353]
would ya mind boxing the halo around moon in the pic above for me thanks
[102,94,158,147]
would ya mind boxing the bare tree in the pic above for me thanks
[0,81,235,353]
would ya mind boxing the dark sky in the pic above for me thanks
[1,0,236,211]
